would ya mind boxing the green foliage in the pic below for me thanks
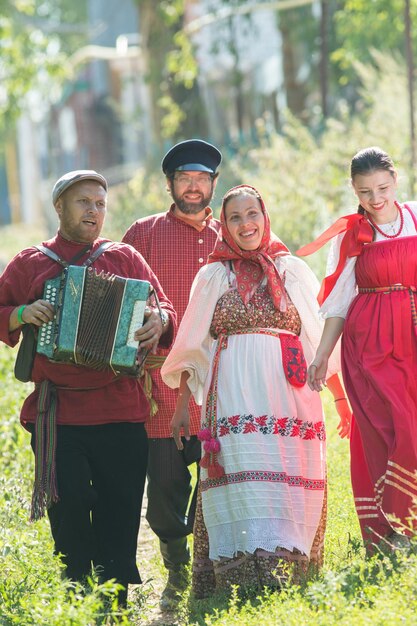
[0,223,47,270]
[218,52,413,277]
[169,30,199,89]
[134,0,209,141]
[332,0,417,91]
[0,0,86,137]
[103,171,169,240]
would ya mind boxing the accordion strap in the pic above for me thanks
[84,241,114,266]
[35,241,114,269]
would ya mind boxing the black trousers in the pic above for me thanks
[146,436,201,569]
[30,422,148,585]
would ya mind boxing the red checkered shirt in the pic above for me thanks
[123,205,221,438]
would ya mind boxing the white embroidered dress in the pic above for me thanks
[162,255,339,561]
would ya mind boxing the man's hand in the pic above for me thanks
[10,300,55,332]
[134,307,163,354]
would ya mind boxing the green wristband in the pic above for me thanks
[17,305,27,325]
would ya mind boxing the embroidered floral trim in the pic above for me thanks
[201,470,325,492]
[211,414,325,441]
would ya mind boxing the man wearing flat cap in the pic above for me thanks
[0,170,176,606]
[123,138,222,610]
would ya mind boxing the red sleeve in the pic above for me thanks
[0,248,45,346]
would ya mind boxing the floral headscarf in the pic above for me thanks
[208,185,289,310]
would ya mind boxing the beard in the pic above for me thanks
[170,184,214,215]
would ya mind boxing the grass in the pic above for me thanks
[1,341,416,625]
[0,223,48,265]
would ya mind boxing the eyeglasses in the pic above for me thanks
[173,173,213,186]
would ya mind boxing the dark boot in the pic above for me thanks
[159,536,190,570]
[159,564,190,611]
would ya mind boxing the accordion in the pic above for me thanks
[37,265,151,376]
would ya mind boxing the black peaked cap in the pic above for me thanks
[162,139,222,175]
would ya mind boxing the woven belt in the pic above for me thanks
[358,284,417,294]
[358,284,417,327]
[30,380,114,521]
[142,354,167,417]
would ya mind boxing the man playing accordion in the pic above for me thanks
[0,170,176,607]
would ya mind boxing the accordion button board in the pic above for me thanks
[37,265,151,376]
[39,283,59,347]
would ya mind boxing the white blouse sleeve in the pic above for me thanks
[278,255,341,378]
[161,262,229,405]
[404,201,417,225]
[318,233,357,319]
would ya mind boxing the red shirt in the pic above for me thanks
[123,206,220,437]
[0,233,176,427]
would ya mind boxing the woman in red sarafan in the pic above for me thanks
[299,146,417,552]
[162,185,350,597]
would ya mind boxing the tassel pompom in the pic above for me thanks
[203,438,221,453]
[199,452,211,468]
[207,457,225,478]
[199,435,224,476]
[198,427,212,441]
[208,438,221,452]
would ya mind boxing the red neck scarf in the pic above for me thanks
[208,185,290,309]
[297,213,374,305]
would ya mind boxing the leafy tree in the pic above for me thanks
[0,0,87,136]
[331,0,417,93]
[134,0,208,146]
[277,1,317,119]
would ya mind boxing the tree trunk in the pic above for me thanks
[319,0,329,118]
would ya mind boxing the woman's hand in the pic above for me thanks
[334,397,352,439]
[170,372,192,451]
[171,404,190,451]
[307,355,329,392]
[308,317,345,392]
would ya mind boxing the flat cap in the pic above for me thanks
[52,170,108,205]
[162,139,222,175]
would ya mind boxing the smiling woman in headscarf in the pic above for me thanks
[161,185,350,598]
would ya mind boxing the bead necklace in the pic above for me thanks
[368,201,404,239]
